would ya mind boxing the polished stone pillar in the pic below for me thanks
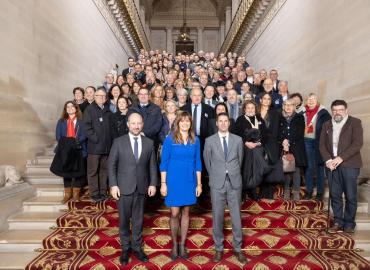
[220,21,225,47]
[225,6,232,35]
[197,27,203,51]
[166,27,173,53]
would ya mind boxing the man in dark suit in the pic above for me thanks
[108,112,158,265]
[128,88,163,147]
[122,56,135,78]
[181,85,214,145]
[319,100,363,234]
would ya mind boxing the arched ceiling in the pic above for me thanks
[140,0,231,28]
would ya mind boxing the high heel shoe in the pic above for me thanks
[170,243,178,260]
[179,243,188,259]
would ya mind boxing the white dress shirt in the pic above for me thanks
[129,132,142,159]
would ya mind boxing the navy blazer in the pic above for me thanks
[55,119,87,157]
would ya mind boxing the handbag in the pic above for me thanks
[282,151,295,173]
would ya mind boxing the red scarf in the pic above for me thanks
[305,105,319,133]
[67,117,76,138]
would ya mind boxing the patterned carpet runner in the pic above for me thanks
[26,189,370,270]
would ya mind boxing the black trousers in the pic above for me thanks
[87,154,108,197]
[117,189,146,252]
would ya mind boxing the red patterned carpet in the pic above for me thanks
[26,189,370,270]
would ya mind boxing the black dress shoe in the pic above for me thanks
[315,194,323,201]
[233,251,248,264]
[303,192,312,200]
[213,250,223,262]
[99,194,110,201]
[343,227,355,234]
[119,250,129,265]
[327,223,343,234]
[91,195,101,203]
[133,249,148,262]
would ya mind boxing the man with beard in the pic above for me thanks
[319,100,363,234]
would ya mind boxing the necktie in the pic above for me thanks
[230,104,235,120]
[207,100,211,106]
[193,104,198,135]
[223,136,228,160]
[134,137,139,161]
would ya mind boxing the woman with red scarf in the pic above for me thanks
[55,101,87,203]
[303,94,331,200]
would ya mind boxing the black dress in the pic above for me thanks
[235,115,270,199]
[109,111,128,140]
[259,109,284,198]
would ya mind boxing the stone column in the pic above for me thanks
[232,0,241,20]
[220,21,225,46]
[197,27,203,52]
[166,27,173,53]
[225,6,232,36]
[146,23,151,47]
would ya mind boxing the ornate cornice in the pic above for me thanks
[93,0,150,56]
[219,0,283,55]
[241,0,287,55]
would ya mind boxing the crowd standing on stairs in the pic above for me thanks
[52,49,363,266]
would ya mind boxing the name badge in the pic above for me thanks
[99,117,103,122]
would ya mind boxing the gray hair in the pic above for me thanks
[176,88,188,96]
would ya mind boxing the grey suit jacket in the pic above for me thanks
[108,134,158,195]
[203,133,244,189]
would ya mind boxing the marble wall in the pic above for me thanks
[244,0,370,177]
[0,0,131,171]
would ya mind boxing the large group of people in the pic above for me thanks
[53,49,363,265]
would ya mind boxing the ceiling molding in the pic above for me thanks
[93,0,151,56]
[219,0,276,54]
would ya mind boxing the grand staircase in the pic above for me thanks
[0,145,370,269]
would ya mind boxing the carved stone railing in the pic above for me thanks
[219,0,275,55]
[93,0,150,56]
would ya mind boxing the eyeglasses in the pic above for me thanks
[332,109,346,113]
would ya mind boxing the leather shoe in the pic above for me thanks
[179,244,188,259]
[233,251,248,264]
[213,250,223,262]
[133,249,148,262]
[170,244,178,261]
[344,227,355,234]
[328,223,343,234]
[119,250,129,265]
[315,193,323,201]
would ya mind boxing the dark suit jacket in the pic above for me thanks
[181,102,214,142]
[122,67,133,78]
[108,135,158,195]
[319,116,363,168]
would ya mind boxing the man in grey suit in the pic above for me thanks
[108,112,158,265]
[203,112,247,264]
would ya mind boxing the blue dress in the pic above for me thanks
[160,135,202,207]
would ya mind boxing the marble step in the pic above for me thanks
[23,174,63,185]
[22,196,68,212]
[34,184,64,197]
[354,213,370,230]
[25,164,52,175]
[0,230,51,252]
[353,230,370,251]
[7,212,62,230]
[32,155,54,165]
[0,252,38,270]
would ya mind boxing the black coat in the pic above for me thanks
[279,113,307,167]
[181,102,214,143]
[109,111,128,140]
[235,115,267,144]
[259,109,280,164]
[128,102,162,142]
[83,102,112,155]
[50,137,86,178]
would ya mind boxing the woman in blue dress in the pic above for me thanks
[160,111,202,261]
